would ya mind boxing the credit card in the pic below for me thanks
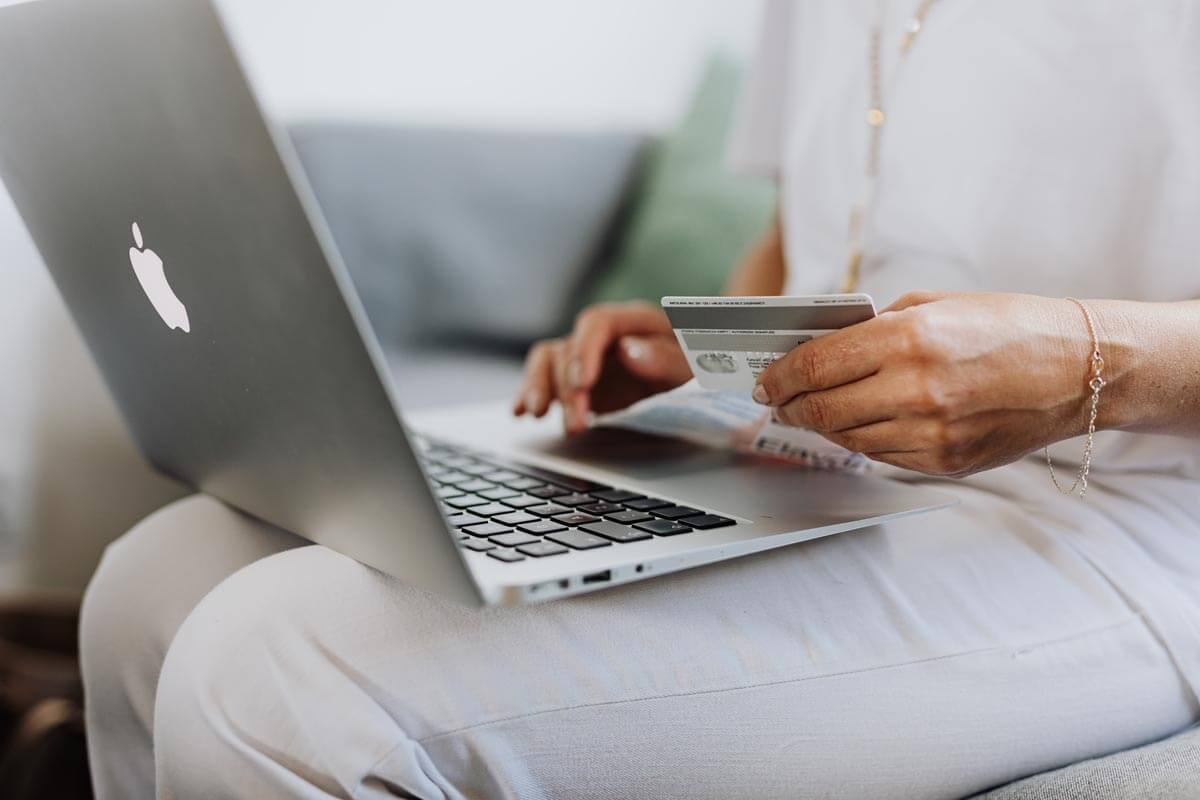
[662,294,876,391]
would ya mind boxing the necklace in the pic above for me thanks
[842,0,943,293]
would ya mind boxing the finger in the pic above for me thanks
[882,290,955,314]
[515,342,558,417]
[550,341,586,433]
[771,372,911,432]
[565,303,673,392]
[755,316,897,406]
[819,419,934,454]
[616,335,692,386]
[551,342,592,435]
[863,451,931,473]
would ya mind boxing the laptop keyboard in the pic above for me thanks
[418,440,736,564]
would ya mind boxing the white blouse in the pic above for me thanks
[729,0,1200,478]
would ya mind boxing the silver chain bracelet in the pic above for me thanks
[1045,298,1105,497]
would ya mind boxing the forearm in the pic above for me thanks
[1090,299,1200,436]
[724,213,786,296]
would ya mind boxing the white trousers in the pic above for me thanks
[80,458,1200,799]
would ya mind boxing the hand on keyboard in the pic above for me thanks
[512,301,691,435]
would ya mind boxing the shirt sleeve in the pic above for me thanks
[726,0,794,178]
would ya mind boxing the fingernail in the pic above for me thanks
[566,358,583,389]
[623,338,646,361]
[752,385,769,405]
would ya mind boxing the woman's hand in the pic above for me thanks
[753,292,1100,477]
[513,301,692,435]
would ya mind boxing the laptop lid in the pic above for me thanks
[0,0,482,605]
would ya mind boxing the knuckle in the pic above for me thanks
[574,306,603,333]
[931,419,956,448]
[799,394,834,431]
[909,371,950,417]
[772,402,796,427]
[830,430,860,452]
[526,340,554,365]
[791,345,826,387]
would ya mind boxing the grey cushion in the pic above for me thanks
[975,725,1200,799]
[289,124,647,349]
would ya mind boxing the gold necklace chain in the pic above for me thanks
[842,0,942,293]
[1045,299,1106,497]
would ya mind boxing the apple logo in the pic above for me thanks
[128,221,190,333]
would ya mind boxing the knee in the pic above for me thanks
[80,496,211,717]
[153,546,422,797]
[81,495,302,730]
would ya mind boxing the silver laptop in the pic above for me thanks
[0,0,953,606]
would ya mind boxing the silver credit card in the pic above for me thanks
[662,294,876,391]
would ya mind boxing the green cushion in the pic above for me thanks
[581,56,777,308]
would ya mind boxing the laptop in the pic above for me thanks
[0,0,954,605]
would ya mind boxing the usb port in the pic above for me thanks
[582,570,612,585]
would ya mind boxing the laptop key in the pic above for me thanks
[579,502,622,516]
[487,549,526,563]
[528,485,568,499]
[651,505,700,520]
[680,514,736,530]
[438,456,475,469]
[554,493,595,507]
[495,511,538,527]
[517,541,570,558]
[463,522,512,538]
[606,509,652,524]
[479,486,518,500]
[590,489,643,503]
[435,486,464,499]
[460,463,497,476]
[472,503,515,517]
[501,495,542,509]
[491,532,541,548]
[505,476,543,491]
[527,503,569,518]
[446,512,486,528]
[458,479,496,493]
[462,539,496,552]
[517,520,567,535]
[437,471,473,485]
[546,530,612,550]
[444,494,487,509]
[623,497,671,511]
[634,519,692,536]
[554,512,599,526]
[580,521,652,543]
[482,470,521,483]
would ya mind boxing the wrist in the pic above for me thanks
[1080,299,1149,432]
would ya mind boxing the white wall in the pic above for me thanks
[217,0,763,130]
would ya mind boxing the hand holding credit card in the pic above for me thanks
[662,294,877,391]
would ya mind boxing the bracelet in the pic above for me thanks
[1045,298,1105,497]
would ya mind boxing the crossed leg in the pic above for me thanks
[83,464,1199,799]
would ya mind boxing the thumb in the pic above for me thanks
[882,290,955,314]
[616,335,692,386]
